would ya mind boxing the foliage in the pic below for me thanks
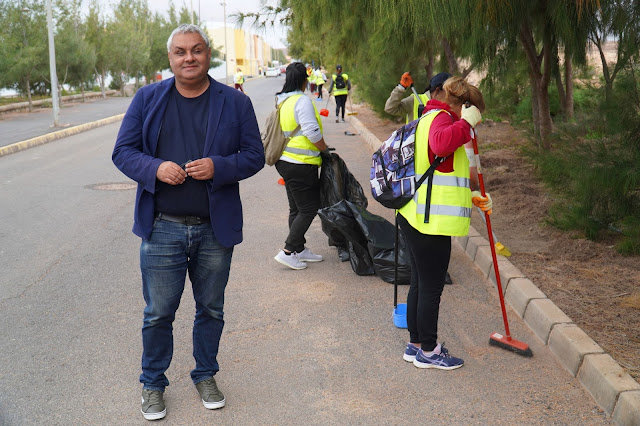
[0,0,49,102]
[524,69,640,254]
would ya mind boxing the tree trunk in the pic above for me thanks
[554,53,566,118]
[424,54,434,82]
[519,23,553,149]
[99,70,106,99]
[529,71,541,140]
[26,79,33,112]
[441,37,459,74]
[564,53,574,119]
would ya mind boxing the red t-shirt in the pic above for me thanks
[421,99,472,173]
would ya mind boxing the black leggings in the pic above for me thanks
[317,84,324,98]
[335,95,347,119]
[275,160,320,253]
[397,214,451,351]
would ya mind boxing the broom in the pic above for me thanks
[471,132,532,357]
[347,96,358,115]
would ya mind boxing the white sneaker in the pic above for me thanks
[274,250,307,270]
[298,247,323,262]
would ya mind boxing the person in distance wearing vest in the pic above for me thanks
[385,71,451,124]
[273,62,330,270]
[397,76,492,370]
[234,67,244,92]
[327,64,351,123]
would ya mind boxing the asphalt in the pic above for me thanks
[1,77,638,424]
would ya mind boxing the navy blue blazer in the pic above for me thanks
[112,76,265,247]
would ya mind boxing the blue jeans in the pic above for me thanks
[139,218,233,391]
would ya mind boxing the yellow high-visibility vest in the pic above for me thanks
[332,73,349,96]
[406,93,429,124]
[279,94,323,166]
[397,110,471,236]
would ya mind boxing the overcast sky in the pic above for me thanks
[95,0,288,48]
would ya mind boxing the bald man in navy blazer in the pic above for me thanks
[112,24,264,420]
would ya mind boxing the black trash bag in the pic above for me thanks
[319,152,369,259]
[317,200,375,276]
[319,152,368,209]
[343,202,411,285]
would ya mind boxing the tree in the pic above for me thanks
[85,0,110,97]
[587,0,640,103]
[55,0,96,100]
[106,0,151,95]
[0,0,49,110]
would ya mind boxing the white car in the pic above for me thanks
[265,67,280,77]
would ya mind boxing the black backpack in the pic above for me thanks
[335,74,346,90]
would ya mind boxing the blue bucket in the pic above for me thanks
[393,303,408,329]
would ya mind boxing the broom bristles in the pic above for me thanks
[489,332,533,357]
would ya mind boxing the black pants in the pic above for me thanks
[317,84,324,98]
[275,160,321,253]
[397,214,451,351]
[335,94,347,119]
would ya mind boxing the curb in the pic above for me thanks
[0,90,119,114]
[348,113,640,425]
[0,114,124,158]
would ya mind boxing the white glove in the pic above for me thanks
[461,104,482,127]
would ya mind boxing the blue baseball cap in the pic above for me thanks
[426,72,451,91]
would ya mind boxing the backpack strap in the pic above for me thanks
[420,156,447,223]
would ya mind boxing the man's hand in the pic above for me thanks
[185,158,214,180]
[156,161,187,185]
[471,190,493,214]
[400,72,414,89]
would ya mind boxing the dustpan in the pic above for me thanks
[392,216,408,328]
[319,96,331,117]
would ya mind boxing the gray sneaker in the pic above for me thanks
[141,389,166,420]
[195,376,226,409]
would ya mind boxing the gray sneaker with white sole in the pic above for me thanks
[195,376,226,409]
[141,389,166,421]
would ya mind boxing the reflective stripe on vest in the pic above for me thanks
[332,73,349,96]
[279,94,323,166]
[397,110,471,236]
[406,93,429,124]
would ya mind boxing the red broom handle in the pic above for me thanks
[471,133,512,340]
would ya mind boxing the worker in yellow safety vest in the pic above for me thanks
[234,67,244,92]
[314,67,326,100]
[397,76,492,371]
[385,72,451,124]
[327,64,351,123]
[273,62,330,271]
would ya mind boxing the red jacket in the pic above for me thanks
[422,99,472,173]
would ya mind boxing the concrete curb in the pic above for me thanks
[0,114,124,158]
[0,90,119,114]
[348,113,640,425]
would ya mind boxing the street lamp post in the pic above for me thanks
[45,0,59,127]
[221,1,228,84]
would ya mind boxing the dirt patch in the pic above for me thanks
[352,102,640,382]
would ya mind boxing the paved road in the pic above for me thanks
[0,96,132,147]
[0,77,610,424]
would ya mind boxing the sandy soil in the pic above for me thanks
[351,102,640,382]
